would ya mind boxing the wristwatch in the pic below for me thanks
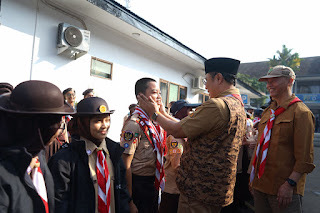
[286,178,297,187]
[151,111,159,121]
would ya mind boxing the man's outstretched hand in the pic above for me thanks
[137,93,158,117]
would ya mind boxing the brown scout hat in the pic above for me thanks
[75,97,114,116]
[0,80,75,115]
[259,65,296,82]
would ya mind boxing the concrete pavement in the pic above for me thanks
[302,145,320,213]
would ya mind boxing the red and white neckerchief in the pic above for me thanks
[250,97,301,183]
[253,117,261,126]
[134,106,166,191]
[225,94,244,106]
[27,157,49,213]
[97,150,111,213]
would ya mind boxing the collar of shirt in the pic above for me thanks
[80,136,109,156]
[271,94,296,110]
[216,88,240,98]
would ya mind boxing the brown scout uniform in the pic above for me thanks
[251,94,315,196]
[176,88,246,207]
[163,135,185,194]
[120,113,156,176]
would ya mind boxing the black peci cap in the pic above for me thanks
[76,97,114,116]
[205,57,240,75]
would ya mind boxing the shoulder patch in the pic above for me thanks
[171,140,178,148]
[123,130,134,141]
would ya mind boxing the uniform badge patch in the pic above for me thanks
[124,130,134,141]
[124,143,129,148]
[171,141,178,148]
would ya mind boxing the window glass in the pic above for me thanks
[169,83,179,103]
[160,82,168,107]
[179,87,187,100]
[91,57,112,79]
[199,94,204,103]
[297,81,320,94]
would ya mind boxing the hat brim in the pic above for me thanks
[75,110,115,116]
[258,74,284,82]
[0,94,76,115]
[184,103,201,108]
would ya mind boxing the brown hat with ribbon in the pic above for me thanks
[0,80,75,115]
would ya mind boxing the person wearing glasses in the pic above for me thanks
[0,80,75,213]
[49,97,131,213]
[63,87,76,109]
[138,58,247,213]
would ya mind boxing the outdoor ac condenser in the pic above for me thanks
[57,23,90,60]
[192,76,206,90]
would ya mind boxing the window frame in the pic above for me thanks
[90,57,113,80]
[199,93,210,103]
[160,79,187,107]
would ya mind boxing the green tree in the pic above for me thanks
[268,45,301,72]
[237,73,268,107]
[237,73,267,93]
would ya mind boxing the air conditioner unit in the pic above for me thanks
[192,76,206,90]
[57,23,90,60]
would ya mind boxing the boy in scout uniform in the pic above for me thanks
[138,58,247,213]
[121,78,167,213]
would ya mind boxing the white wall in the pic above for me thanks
[0,0,198,141]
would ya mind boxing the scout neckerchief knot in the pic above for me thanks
[225,94,244,106]
[250,97,301,183]
[134,106,166,191]
[27,157,49,213]
[97,150,111,213]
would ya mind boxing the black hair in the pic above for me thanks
[135,78,156,97]
[82,88,94,96]
[210,72,237,86]
[63,88,75,96]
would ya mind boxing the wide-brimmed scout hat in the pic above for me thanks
[0,80,75,115]
[259,65,296,82]
[76,97,114,116]
[170,99,201,116]
[205,57,240,75]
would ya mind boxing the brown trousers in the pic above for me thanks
[253,189,302,213]
[177,193,222,213]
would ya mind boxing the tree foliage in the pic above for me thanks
[268,45,301,72]
[237,73,267,93]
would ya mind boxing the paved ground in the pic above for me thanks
[302,145,320,213]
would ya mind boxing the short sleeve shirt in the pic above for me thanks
[180,89,236,140]
[120,113,156,176]
[163,135,184,194]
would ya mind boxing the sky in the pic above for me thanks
[116,0,320,63]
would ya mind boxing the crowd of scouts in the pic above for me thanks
[0,57,315,213]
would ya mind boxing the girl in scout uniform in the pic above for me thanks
[49,97,131,213]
